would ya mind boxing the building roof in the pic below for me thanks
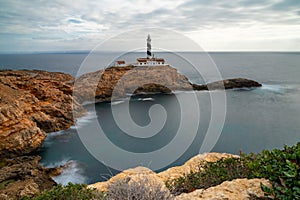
[137,58,148,62]
[116,60,125,64]
[137,57,165,62]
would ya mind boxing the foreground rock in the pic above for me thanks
[75,65,262,103]
[157,153,239,182]
[89,153,236,192]
[0,156,56,199]
[0,70,85,158]
[89,153,269,200]
[175,178,271,200]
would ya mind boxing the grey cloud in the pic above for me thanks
[175,0,300,27]
[270,0,300,11]
[0,0,300,52]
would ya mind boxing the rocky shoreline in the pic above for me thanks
[0,66,262,199]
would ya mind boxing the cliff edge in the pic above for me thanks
[0,70,85,158]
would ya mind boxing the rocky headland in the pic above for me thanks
[0,66,262,199]
[74,65,261,103]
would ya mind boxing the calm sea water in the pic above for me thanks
[1,52,300,184]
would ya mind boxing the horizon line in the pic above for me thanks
[1,50,300,55]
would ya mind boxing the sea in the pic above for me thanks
[1,52,300,185]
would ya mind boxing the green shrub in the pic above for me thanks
[0,160,7,168]
[167,142,300,200]
[247,143,300,200]
[0,179,15,190]
[21,183,106,200]
[166,157,250,195]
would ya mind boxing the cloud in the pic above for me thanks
[0,0,299,52]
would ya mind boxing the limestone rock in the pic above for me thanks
[89,153,239,192]
[75,66,261,104]
[89,167,157,192]
[175,178,271,200]
[74,65,192,103]
[89,153,270,200]
[0,156,56,199]
[158,152,239,182]
[193,78,262,91]
[0,70,85,157]
[90,167,174,199]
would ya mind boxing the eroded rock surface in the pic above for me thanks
[0,70,85,157]
[74,65,193,103]
[192,78,262,90]
[89,153,269,200]
[75,66,262,104]
[89,153,238,191]
[157,153,239,182]
[0,156,56,199]
[175,178,271,200]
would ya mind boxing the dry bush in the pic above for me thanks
[106,175,174,200]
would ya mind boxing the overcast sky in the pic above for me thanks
[0,0,300,52]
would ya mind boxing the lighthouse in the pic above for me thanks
[147,34,152,58]
[134,34,166,66]
[115,35,167,67]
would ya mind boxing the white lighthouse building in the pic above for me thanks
[114,34,167,67]
[135,34,166,66]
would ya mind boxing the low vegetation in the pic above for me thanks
[0,179,15,190]
[20,143,300,200]
[248,143,300,199]
[20,183,105,200]
[167,142,300,200]
[166,157,250,195]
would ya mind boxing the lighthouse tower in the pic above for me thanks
[147,34,152,58]
[135,34,166,66]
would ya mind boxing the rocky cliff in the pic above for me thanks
[0,70,86,198]
[0,156,57,199]
[0,70,85,158]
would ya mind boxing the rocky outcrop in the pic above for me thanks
[157,153,239,182]
[89,153,238,192]
[0,70,86,199]
[75,65,262,104]
[89,153,269,200]
[0,156,56,199]
[0,70,85,158]
[175,178,271,200]
[74,65,193,103]
[192,78,262,90]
